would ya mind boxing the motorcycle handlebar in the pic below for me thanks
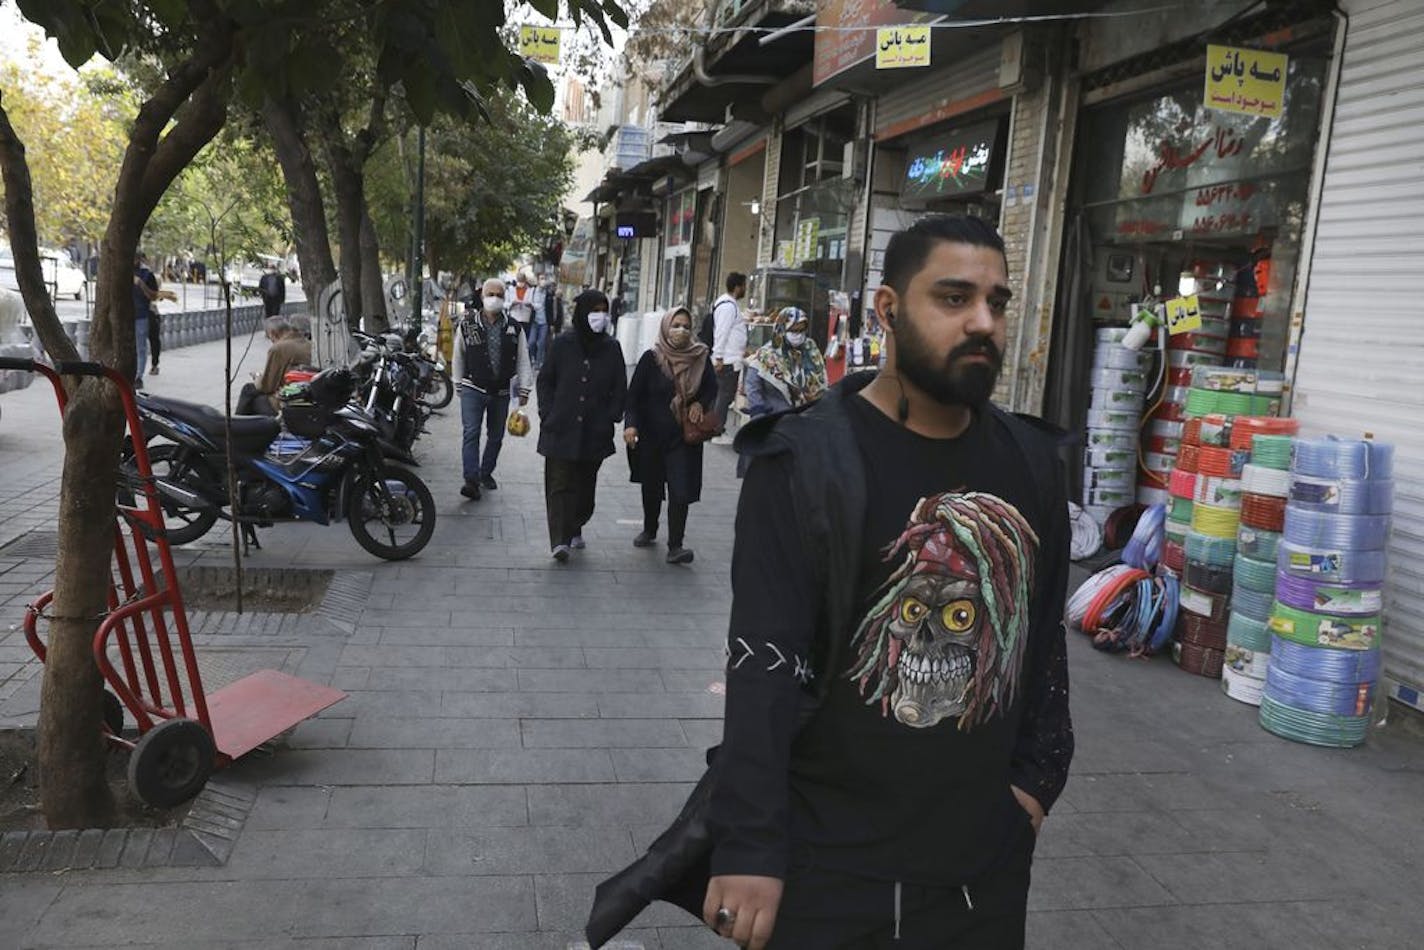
[54,360,108,377]
[0,357,36,372]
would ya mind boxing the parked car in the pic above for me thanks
[0,248,87,300]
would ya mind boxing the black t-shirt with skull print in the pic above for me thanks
[709,391,1071,889]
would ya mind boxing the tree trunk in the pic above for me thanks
[262,97,337,308]
[359,206,387,333]
[325,146,365,332]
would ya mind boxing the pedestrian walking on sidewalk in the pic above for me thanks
[537,289,626,563]
[508,271,537,337]
[624,307,718,565]
[258,263,286,318]
[709,271,748,433]
[700,215,1072,949]
[736,305,827,478]
[453,278,533,500]
[131,252,159,389]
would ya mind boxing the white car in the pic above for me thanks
[0,248,87,300]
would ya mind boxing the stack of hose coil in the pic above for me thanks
[1227,251,1268,368]
[1261,436,1394,747]
[1221,419,1300,705]
[1085,326,1152,526]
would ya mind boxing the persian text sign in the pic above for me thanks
[1165,294,1203,335]
[1205,45,1287,119]
[875,25,931,69]
[520,26,562,64]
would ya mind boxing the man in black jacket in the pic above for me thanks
[453,278,533,499]
[257,264,285,318]
[704,215,1072,950]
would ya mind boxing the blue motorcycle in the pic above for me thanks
[122,368,436,560]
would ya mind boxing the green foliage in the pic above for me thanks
[365,89,576,279]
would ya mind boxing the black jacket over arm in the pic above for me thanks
[536,332,628,461]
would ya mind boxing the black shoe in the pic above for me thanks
[480,474,498,490]
[570,535,586,550]
[552,545,571,563]
[667,546,694,565]
[633,531,657,548]
[460,481,481,500]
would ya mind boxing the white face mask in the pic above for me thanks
[483,296,505,313]
[785,331,807,347]
[586,311,610,334]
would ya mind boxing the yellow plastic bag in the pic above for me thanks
[506,408,531,437]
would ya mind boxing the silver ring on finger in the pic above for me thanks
[715,907,737,927]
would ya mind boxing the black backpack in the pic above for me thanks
[697,303,719,348]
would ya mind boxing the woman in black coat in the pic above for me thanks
[623,307,717,565]
[536,289,628,562]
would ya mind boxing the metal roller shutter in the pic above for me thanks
[1290,0,1424,708]
[873,45,1003,141]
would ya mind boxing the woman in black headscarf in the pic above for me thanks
[536,289,628,562]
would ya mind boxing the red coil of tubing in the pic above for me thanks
[1175,640,1226,679]
[1081,567,1150,633]
[1179,612,1229,650]
[1181,583,1231,622]
[1162,539,1187,572]
[1168,468,1198,499]
[1226,337,1260,359]
[1239,492,1287,531]
[1144,434,1182,454]
[1168,367,1195,387]
[1197,446,1243,478]
[1153,401,1186,423]
[1177,444,1201,473]
[1230,297,1262,319]
[1229,416,1300,451]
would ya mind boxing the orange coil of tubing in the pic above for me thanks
[1169,468,1198,499]
[1175,640,1225,678]
[1197,445,1244,478]
[1177,444,1201,473]
[1226,337,1260,360]
[1240,492,1287,531]
[1230,416,1300,451]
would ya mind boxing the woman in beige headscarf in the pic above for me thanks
[623,307,718,564]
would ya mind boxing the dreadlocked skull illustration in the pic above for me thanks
[849,493,1038,730]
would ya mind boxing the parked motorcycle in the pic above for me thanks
[351,330,431,456]
[401,322,453,410]
[122,368,436,560]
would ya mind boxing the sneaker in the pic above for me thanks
[667,546,694,565]
[552,545,571,563]
[633,531,657,548]
[460,481,481,500]
[149,365,160,376]
[480,474,498,490]
[570,535,586,550]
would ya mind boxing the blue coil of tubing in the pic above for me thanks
[1269,634,1382,682]
[1237,526,1282,561]
[1232,585,1275,622]
[1184,530,1236,568]
[1264,663,1376,717]
[1288,475,1395,515]
[1274,570,1384,616]
[1232,554,1277,593]
[1259,694,1369,748]
[1276,540,1388,584]
[1227,611,1272,651]
[1281,506,1390,551]
[1291,436,1395,480]
[1122,504,1166,571]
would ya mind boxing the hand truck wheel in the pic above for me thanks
[102,690,124,736]
[127,718,216,808]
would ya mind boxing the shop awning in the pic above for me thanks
[583,154,696,206]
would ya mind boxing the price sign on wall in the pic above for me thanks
[1165,294,1203,335]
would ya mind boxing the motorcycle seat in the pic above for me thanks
[140,394,282,452]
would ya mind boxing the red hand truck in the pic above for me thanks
[5,357,345,807]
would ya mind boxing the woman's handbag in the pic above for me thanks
[681,405,721,445]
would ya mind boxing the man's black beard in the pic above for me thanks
[895,310,1002,408]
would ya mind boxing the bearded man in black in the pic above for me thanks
[705,214,1073,950]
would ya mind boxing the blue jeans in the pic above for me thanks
[134,318,149,386]
[459,386,510,483]
[528,321,548,367]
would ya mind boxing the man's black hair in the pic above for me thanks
[881,214,1007,295]
[726,272,747,293]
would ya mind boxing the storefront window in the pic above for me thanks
[666,189,696,248]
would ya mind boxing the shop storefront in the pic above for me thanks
[658,186,697,309]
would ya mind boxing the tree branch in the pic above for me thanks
[353,85,388,165]
[0,92,79,363]
[136,61,235,224]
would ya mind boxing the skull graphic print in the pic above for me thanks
[848,492,1038,730]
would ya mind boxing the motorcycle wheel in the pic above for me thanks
[346,464,436,560]
[119,444,221,545]
[422,369,454,410]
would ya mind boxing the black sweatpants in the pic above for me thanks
[766,835,1034,950]
[148,313,162,369]
[641,481,689,547]
[544,457,602,548]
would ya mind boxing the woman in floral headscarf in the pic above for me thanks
[624,306,718,565]
[743,306,828,420]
